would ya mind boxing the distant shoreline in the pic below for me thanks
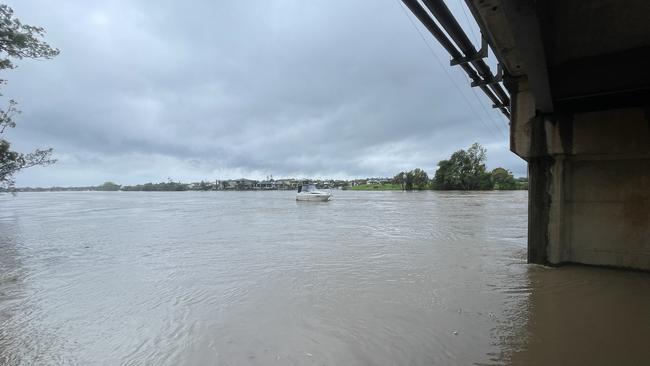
[4,186,527,193]
[4,176,527,193]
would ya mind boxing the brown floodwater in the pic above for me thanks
[0,191,648,365]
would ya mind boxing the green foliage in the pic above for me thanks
[404,172,413,190]
[433,143,493,190]
[492,167,517,190]
[0,5,60,72]
[515,177,528,190]
[97,182,121,191]
[1,124,55,189]
[392,169,430,190]
[0,5,59,189]
[392,172,406,190]
[349,183,402,191]
[407,168,429,190]
[199,180,211,191]
[121,181,188,191]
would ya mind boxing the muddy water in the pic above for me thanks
[0,191,648,365]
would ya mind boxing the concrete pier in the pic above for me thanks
[513,96,650,269]
[467,0,650,270]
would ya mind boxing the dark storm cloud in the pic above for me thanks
[4,0,524,186]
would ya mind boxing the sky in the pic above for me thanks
[4,0,525,186]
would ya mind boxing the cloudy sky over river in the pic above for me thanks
[5,0,525,186]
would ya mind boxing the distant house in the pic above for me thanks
[320,180,337,189]
[256,181,277,190]
[367,177,391,185]
[333,180,348,188]
[188,181,214,190]
[275,179,298,190]
[215,180,241,190]
[234,178,257,190]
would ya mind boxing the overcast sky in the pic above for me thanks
[4,0,525,186]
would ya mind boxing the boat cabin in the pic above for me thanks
[297,184,317,193]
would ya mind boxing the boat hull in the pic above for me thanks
[296,193,331,202]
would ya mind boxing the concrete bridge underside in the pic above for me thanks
[468,0,650,270]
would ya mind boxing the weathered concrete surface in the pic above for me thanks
[569,159,650,269]
[512,101,650,270]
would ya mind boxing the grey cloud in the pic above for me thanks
[5,0,524,186]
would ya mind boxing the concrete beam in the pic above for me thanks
[550,46,650,112]
[466,0,553,113]
[498,0,553,113]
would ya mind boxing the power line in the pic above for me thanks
[457,0,479,46]
[454,0,509,138]
[394,0,504,140]
[469,77,509,138]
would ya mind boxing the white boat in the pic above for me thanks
[296,184,331,201]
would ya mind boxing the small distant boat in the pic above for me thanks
[296,184,331,201]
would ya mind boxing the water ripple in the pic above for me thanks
[1,191,648,365]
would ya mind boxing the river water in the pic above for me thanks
[0,191,648,365]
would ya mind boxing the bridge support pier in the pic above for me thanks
[512,82,650,271]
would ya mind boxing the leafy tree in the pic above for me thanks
[401,168,429,191]
[199,180,211,190]
[491,167,517,190]
[0,5,59,189]
[404,171,413,190]
[433,143,493,190]
[410,168,429,190]
[97,181,121,191]
[392,172,406,190]
[515,177,528,190]
[121,181,188,191]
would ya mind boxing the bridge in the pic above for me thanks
[403,0,650,271]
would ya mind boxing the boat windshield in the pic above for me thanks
[300,184,317,192]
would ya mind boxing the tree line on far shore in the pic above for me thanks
[70,181,189,192]
[393,143,526,191]
[7,143,525,193]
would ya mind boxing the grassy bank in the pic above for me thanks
[348,183,402,191]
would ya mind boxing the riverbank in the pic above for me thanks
[347,183,402,191]
[346,183,527,191]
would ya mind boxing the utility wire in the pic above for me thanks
[455,0,509,138]
[468,76,509,138]
[394,0,504,140]
[457,0,480,46]
[415,0,508,138]
[405,0,508,139]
